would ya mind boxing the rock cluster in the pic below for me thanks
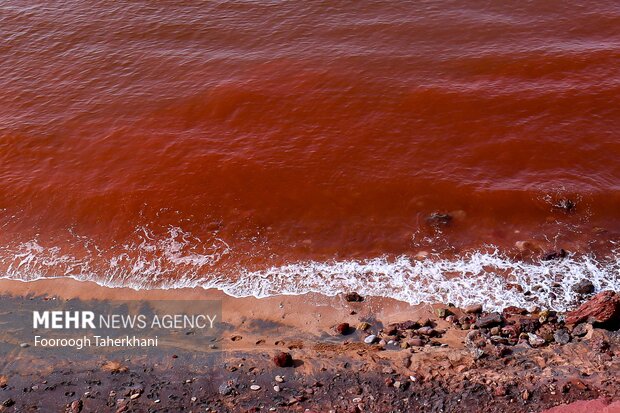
[359,291,620,359]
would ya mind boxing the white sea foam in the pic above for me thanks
[1,229,619,311]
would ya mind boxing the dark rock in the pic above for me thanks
[426,212,452,226]
[464,304,483,314]
[554,328,570,345]
[475,313,503,328]
[542,249,568,261]
[335,323,351,335]
[554,198,576,212]
[392,320,418,330]
[572,280,595,295]
[2,399,15,407]
[571,323,590,337]
[273,352,294,368]
[344,292,364,302]
[218,382,234,396]
[565,291,620,327]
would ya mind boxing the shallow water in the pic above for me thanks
[1,1,619,308]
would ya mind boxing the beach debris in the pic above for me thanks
[344,292,364,302]
[335,323,351,335]
[364,335,378,344]
[572,280,595,295]
[273,351,293,368]
[565,291,620,327]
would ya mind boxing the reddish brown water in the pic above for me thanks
[1,1,619,306]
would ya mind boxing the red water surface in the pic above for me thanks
[0,1,619,281]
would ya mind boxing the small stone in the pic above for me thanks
[275,375,285,383]
[435,308,450,319]
[19,343,29,348]
[130,393,140,400]
[2,399,15,407]
[273,385,280,392]
[69,400,83,413]
[218,383,233,396]
[464,304,483,314]
[490,326,501,336]
[357,322,371,331]
[408,338,425,347]
[394,381,402,389]
[344,292,364,302]
[335,323,351,335]
[250,385,261,391]
[417,326,436,336]
[528,333,545,347]
[273,352,293,368]
[571,323,591,337]
[554,328,570,345]
[364,335,378,344]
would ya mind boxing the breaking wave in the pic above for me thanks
[1,227,619,311]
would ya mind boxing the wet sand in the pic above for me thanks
[0,278,618,412]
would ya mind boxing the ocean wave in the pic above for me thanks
[1,228,619,311]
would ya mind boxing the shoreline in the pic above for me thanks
[0,277,618,412]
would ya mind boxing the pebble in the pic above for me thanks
[275,375,285,383]
[528,333,546,347]
[554,328,570,345]
[250,385,261,391]
[273,385,280,392]
[19,343,29,348]
[218,383,233,396]
[364,335,377,344]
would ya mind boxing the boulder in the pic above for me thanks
[565,291,620,328]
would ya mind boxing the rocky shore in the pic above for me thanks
[0,279,618,412]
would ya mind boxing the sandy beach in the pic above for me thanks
[0,278,618,412]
